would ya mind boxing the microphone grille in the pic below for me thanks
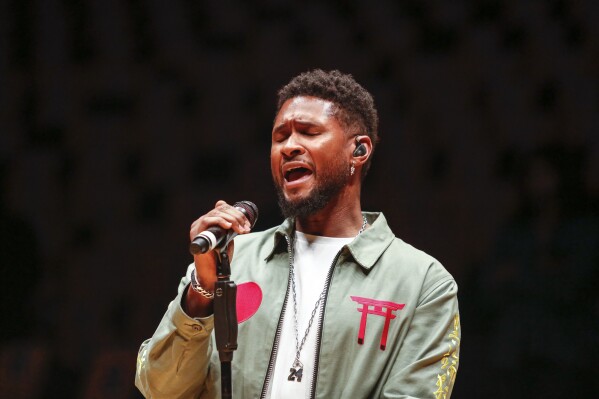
[234,200,259,228]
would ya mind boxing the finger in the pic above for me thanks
[190,218,215,240]
[190,207,239,236]
[214,200,229,208]
[211,202,251,231]
[190,218,202,232]
[189,201,252,241]
[204,215,237,230]
[190,216,234,240]
[212,208,251,233]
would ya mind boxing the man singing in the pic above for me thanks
[136,70,460,398]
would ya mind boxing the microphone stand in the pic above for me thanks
[214,244,238,399]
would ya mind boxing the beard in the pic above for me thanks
[274,158,350,219]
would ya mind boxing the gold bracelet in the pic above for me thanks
[190,269,215,299]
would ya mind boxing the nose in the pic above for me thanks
[281,133,305,159]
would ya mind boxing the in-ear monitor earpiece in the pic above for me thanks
[353,137,367,157]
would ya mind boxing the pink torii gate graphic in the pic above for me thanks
[350,296,405,350]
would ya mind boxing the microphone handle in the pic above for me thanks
[190,226,226,255]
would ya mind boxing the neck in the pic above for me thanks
[295,191,364,237]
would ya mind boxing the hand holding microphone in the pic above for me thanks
[189,200,259,255]
[185,200,258,317]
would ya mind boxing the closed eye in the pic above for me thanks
[301,129,320,136]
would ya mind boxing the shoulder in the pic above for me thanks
[355,212,455,286]
[390,237,450,276]
[383,236,457,299]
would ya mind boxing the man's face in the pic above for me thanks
[271,96,352,219]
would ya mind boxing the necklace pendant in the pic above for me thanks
[287,359,304,382]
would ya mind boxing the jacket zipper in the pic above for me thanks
[259,235,294,398]
[308,251,342,399]
[259,235,342,399]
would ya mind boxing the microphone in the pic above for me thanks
[189,201,259,255]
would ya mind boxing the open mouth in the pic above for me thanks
[284,167,313,183]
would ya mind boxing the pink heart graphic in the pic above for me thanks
[236,282,262,323]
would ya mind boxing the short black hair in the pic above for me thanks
[277,69,379,177]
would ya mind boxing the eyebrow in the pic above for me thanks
[272,120,323,133]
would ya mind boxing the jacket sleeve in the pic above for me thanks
[135,266,219,399]
[382,273,461,399]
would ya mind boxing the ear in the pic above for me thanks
[352,135,372,167]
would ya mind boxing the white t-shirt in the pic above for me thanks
[266,231,354,399]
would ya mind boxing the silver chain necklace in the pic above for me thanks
[287,215,368,383]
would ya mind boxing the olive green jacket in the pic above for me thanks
[135,213,461,398]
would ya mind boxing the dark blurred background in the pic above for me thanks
[1,0,598,398]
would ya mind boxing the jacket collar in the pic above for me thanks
[266,212,395,271]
